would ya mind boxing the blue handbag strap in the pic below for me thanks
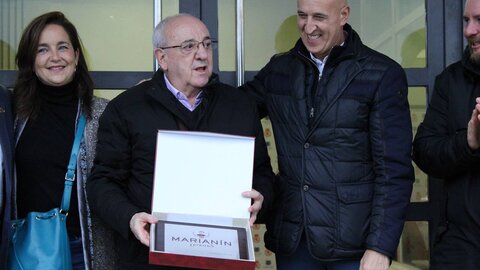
[60,113,87,214]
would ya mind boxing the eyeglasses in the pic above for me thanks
[160,38,217,54]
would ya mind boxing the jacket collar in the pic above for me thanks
[293,23,362,66]
[150,69,219,97]
[462,46,480,78]
[291,25,366,138]
[146,70,219,126]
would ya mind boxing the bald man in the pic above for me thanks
[241,0,414,269]
[413,0,480,269]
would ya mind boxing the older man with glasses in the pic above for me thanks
[86,13,274,270]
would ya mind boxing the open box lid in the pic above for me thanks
[152,130,255,220]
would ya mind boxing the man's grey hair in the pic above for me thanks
[152,13,193,48]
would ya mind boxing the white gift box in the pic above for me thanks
[149,130,256,270]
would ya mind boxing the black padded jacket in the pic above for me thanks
[241,24,414,260]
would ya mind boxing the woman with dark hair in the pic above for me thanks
[12,11,113,269]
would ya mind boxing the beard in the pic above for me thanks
[469,44,480,65]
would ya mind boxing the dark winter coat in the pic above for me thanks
[0,85,14,269]
[413,47,480,248]
[241,24,414,260]
[87,70,274,269]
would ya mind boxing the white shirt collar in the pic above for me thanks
[309,41,345,79]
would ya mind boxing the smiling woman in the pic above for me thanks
[10,11,113,270]
[34,24,79,87]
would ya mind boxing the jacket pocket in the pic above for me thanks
[265,175,286,240]
[336,182,374,249]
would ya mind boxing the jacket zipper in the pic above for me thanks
[298,51,320,120]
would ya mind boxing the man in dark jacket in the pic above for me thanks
[87,14,274,269]
[241,0,414,269]
[0,84,14,269]
[413,0,480,269]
